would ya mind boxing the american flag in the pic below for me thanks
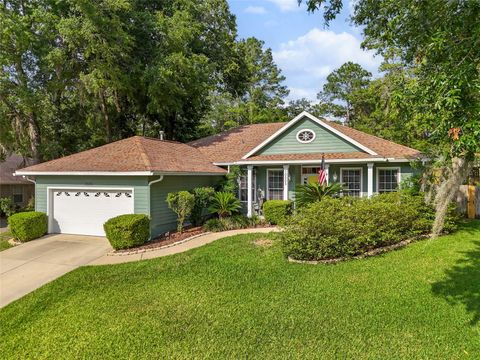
[318,154,327,185]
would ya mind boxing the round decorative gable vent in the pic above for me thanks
[296,129,316,143]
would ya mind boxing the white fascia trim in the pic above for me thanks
[241,111,377,159]
[15,171,155,176]
[155,171,226,176]
[234,158,386,165]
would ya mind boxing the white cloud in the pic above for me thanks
[273,28,382,101]
[244,6,267,14]
[266,0,301,12]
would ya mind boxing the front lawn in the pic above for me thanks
[1,221,480,359]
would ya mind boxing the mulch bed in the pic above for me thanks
[112,226,205,255]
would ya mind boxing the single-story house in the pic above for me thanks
[16,111,421,237]
[1,154,35,208]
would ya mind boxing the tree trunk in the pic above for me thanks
[27,113,42,164]
[99,91,112,143]
[432,157,471,237]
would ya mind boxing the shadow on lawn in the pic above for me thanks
[431,239,480,325]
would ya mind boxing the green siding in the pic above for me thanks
[149,175,222,238]
[35,176,150,215]
[258,117,362,155]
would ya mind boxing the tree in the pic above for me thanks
[317,62,372,125]
[199,37,289,134]
[166,191,195,233]
[301,0,480,235]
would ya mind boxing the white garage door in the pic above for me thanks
[50,189,134,236]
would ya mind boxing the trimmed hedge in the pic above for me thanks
[263,200,293,226]
[104,214,150,250]
[8,211,47,242]
[282,193,458,261]
[203,215,260,232]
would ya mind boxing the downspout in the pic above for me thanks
[21,175,37,211]
[147,175,164,240]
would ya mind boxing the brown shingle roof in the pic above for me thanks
[17,136,226,174]
[188,123,285,162]
[190,119,421,162]
[1,154,34,184]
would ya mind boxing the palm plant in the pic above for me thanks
[295,182,343,208]
[209,192,242,218]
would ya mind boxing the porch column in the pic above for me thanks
[324,164,330,184]
[283,164,289,200]
[367,163,374,197]
[247,165,253,217]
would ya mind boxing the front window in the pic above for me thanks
[13,186,23,204]
[267,169,284,200]
[341,168,362,197]
[238,174,256,202]
[378,168,400,193]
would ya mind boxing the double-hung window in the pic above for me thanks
[267,169,284,200]
[238,174,256,202]
[12,186,23,204]
[377,168,400,193]
[341,168,362,197]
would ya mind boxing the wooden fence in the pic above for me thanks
[457,185,480,219]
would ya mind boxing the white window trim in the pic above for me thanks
[266,168,284,201]
[340,167,363,197]
[376,167,401,193]
[296,128,316,143]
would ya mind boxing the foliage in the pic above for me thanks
[22,197,35,212]
[399,174,422,196]
[317,62,372,125]
[301,0,480,234]
[8,211,47,242]
[189,187,215,226]
[0,197,15,217]
[203,215,260,232]
[166,191,195,233]
[295,182,342,207]
[0,0,265,160]
[208,192,241,218]
[103,214,150,250]
[282,193,458,261]
[219,165,243,194]
[263,200,293,226]
[198,37,289,134]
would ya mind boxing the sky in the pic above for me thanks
[227,0,382,102]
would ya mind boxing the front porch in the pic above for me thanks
[236,162,413,217]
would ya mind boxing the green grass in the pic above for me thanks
[0,230,13,251]
[1,221,480,359]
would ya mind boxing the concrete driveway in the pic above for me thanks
[0,234,112,307]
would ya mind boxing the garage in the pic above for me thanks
[49,188,134,236]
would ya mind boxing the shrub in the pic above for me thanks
[209,192,241,218]
[203,215,259,232]
[0,197,16,218]
[282,192,458,261]
[263,200,293,225]
[8,211,47,242]
[295,182,342,207]
[190,187,215,226]
[166,191,195,233]
[103,214,150,250]
[23,197,35,212]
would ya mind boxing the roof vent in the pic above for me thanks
[159,131,165,140]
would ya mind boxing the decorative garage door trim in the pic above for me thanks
[47,187,135,236]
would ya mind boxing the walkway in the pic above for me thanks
[90,227,279,265]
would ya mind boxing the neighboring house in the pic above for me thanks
[16,111,421,237]
[0,154,35,208]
